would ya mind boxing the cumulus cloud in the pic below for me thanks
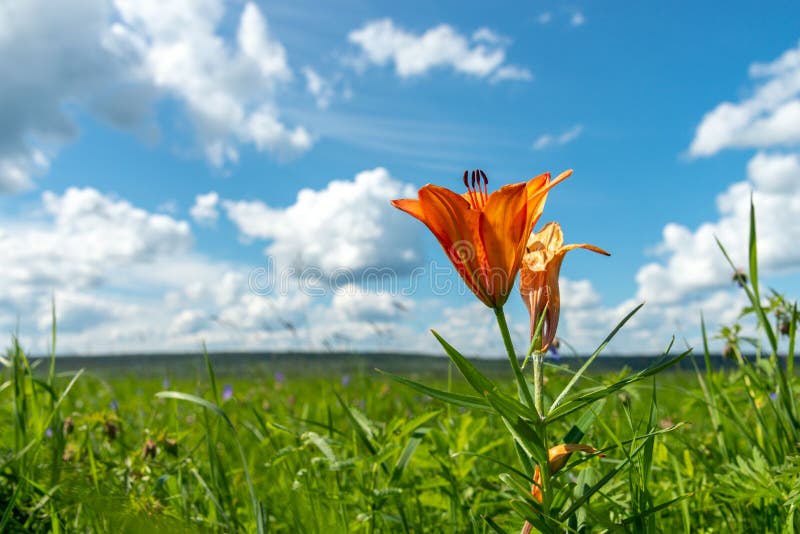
[347,18,532,82]
[430,302,514,357]
[0,187,191,294]
[689,40,800,157]
[0,186,323,354]
[112,0,312,165]
[532,124,584,150]
[332,287,413,321]
[0,0,154,192]
[222,167,424,274]
[190,191,220,226]
[0,187,199,349]
[4,182,758,357]
[0,0,312,193]
[558,287,748,355]
[556,40,800,354]
[537,13,552,25]
[636,151,800,303]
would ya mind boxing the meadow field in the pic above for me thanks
[2,208,798,533]
[2,326,798,532]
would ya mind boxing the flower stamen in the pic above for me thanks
[463,169,489,209]
[463,170,479,207]
[479,169,488,196]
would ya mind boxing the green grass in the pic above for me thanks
[2,202,798,532]
[1,347,798,532]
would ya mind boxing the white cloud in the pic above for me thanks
[347,18,530,82]
[190,191,220,226]
[570,12,587,27]
[332,287,413,321]
[472,28,509,46]
[2,181,764,357]
[561,40,800,355]
[537,12,552,25]
[689,40,800,157]
[430,302,513,357]
[533,124,584,150]
[157,200,178,214]
[222,167,424,274]
[112,0,312,166]
[636,151,800,304]
[302,67,335,109]
[0,0,312,193]
[0,187,198,350]
[0,151,50,193]
[560,278,601,309]
[0,186,325,354]
[559,287,748,355]
[0,0,152,192]
[0,187,191,294]
[492,65,534,83]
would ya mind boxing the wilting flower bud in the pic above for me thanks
[779,319,790,337]
[163,437,179,457]
[62,444,77,462]
[731,269,748,288]
[104,419,120,441]
[722,344,734,359]
[63,416,74,435]
[143,439,157,460]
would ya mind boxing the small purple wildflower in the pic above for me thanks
[548,344,560,359]
[222,384,233,402]
[45,427,53,439]
[341,374,351,387]
[162,377,171,389]
[274,372,285,384]
[770,391,778,401]
[109,399,119,411]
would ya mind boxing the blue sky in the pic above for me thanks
[2,0,800,356]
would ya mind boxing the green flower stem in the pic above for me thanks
[532,350,545,419]
[493,306,535,409]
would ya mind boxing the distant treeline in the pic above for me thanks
[28,351,767,379]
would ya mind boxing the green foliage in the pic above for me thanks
[0,200,797,532]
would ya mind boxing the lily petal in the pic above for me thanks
[390,198,425,222]
[418,185,490,305]
[561,243,611,256]
[478,182,528,302]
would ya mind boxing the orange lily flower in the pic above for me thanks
[391,169,571,308]
[521,443,599,533]
[520,222,609,350]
